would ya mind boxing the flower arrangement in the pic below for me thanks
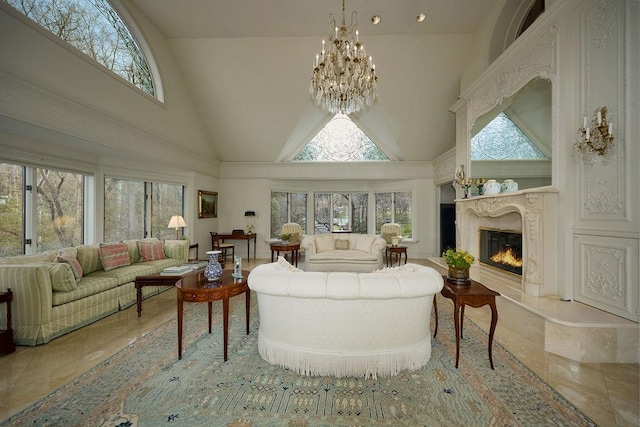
[442,248,475,268]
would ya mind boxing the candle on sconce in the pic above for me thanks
[608,123,613,135]
[583,116,587,128]
[597,111,602,125]
[586,127,590,140]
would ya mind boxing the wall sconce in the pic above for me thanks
[574,107,615,165]
[167,215,187,239]
[244,211,256,234]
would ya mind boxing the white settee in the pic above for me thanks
[248,261,444,378]
[300,233,386,272]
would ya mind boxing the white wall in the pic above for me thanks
[218,162,438,260]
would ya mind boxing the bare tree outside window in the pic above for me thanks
[4,0,155,96]
[0,164,24,256]
[36,168,84,251]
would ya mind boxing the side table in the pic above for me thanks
[176,269,250,361]
[386,245,408,267]
[0,289,16,355]
[270,242,301,266]
[433,277,500,369]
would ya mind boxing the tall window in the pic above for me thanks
[375,192,412,238]
[0,164,24,256]
[0,163,86,255]
[104,178,144,241]
[294,114,389,161]
[4,0,156,97]
[314,192,368,234]
[37,168,85,251]
[270,191,307,238]
[104,178,184,241]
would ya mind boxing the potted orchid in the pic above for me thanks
[442,248,474,284]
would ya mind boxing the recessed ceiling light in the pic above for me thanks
[371,15,381,25]
[417,13,426,23]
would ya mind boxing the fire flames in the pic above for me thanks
[490,246,522,268]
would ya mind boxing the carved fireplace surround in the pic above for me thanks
[456,187,559,297]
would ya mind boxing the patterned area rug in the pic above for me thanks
[1,294,595,426]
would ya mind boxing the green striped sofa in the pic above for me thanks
[0,239,188,346]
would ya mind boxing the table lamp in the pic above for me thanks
[168,215,187,239]
[244,211,256,234]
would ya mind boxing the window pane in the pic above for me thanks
[394,192,412,238]
[5,0,155,96]
[375,191,412,238]
[0,164,24,256]
[152,183,183,240]
[36,168,83,251]
[290,193,307,231]
[104,177,144,241]
[375,193,392,233]
[314,193,331,234]
[270,191,308,238]
[332,193,350,231]
[270,191,288,238]
[351,193,368,234]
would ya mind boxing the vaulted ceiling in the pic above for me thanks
[128,0,497,163]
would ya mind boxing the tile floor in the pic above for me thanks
[0,259,638,426]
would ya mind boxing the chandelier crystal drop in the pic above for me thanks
[309,0,378,114]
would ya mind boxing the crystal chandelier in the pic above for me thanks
[309,0,378,114]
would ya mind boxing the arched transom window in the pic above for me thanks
[4,0,157,98]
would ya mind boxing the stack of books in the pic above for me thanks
[160,265,193,276]
[185,260,208,269]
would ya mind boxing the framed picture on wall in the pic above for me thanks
[198,190,217,218]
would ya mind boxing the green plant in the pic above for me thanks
[280,233,291,241]
[442,248,475,268]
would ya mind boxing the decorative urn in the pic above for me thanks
[501,179,518,193]
[204,250,223,281]
[483,179,501,195]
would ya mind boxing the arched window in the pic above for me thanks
[293,114,389,161]
[5,0,158,98]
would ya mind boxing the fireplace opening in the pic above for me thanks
[479,228,523,276]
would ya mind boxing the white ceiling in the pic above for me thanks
[128,0,498,163]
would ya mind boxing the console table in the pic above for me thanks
[433,277,500,369]
[218,232,257,262]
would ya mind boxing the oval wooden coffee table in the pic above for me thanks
[176,269,250,361]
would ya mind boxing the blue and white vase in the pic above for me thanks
[204,250,223,281]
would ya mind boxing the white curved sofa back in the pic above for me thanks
[248,263,444,378]
[249,262,443,299]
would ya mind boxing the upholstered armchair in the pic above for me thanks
[281,223,304,244]
[380,223,401,244]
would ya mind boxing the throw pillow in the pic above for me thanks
[276,256,303,272]
[99,242,131,271]
[137,241,165,262]
[49,263,78,292]
[163,240,185,260]
[56,253,84,280]
[335,239,350,250]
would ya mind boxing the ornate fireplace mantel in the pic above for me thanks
[456,187,559,297]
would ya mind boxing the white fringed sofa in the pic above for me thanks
[300,233,386,272]
[248,260,444,378]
